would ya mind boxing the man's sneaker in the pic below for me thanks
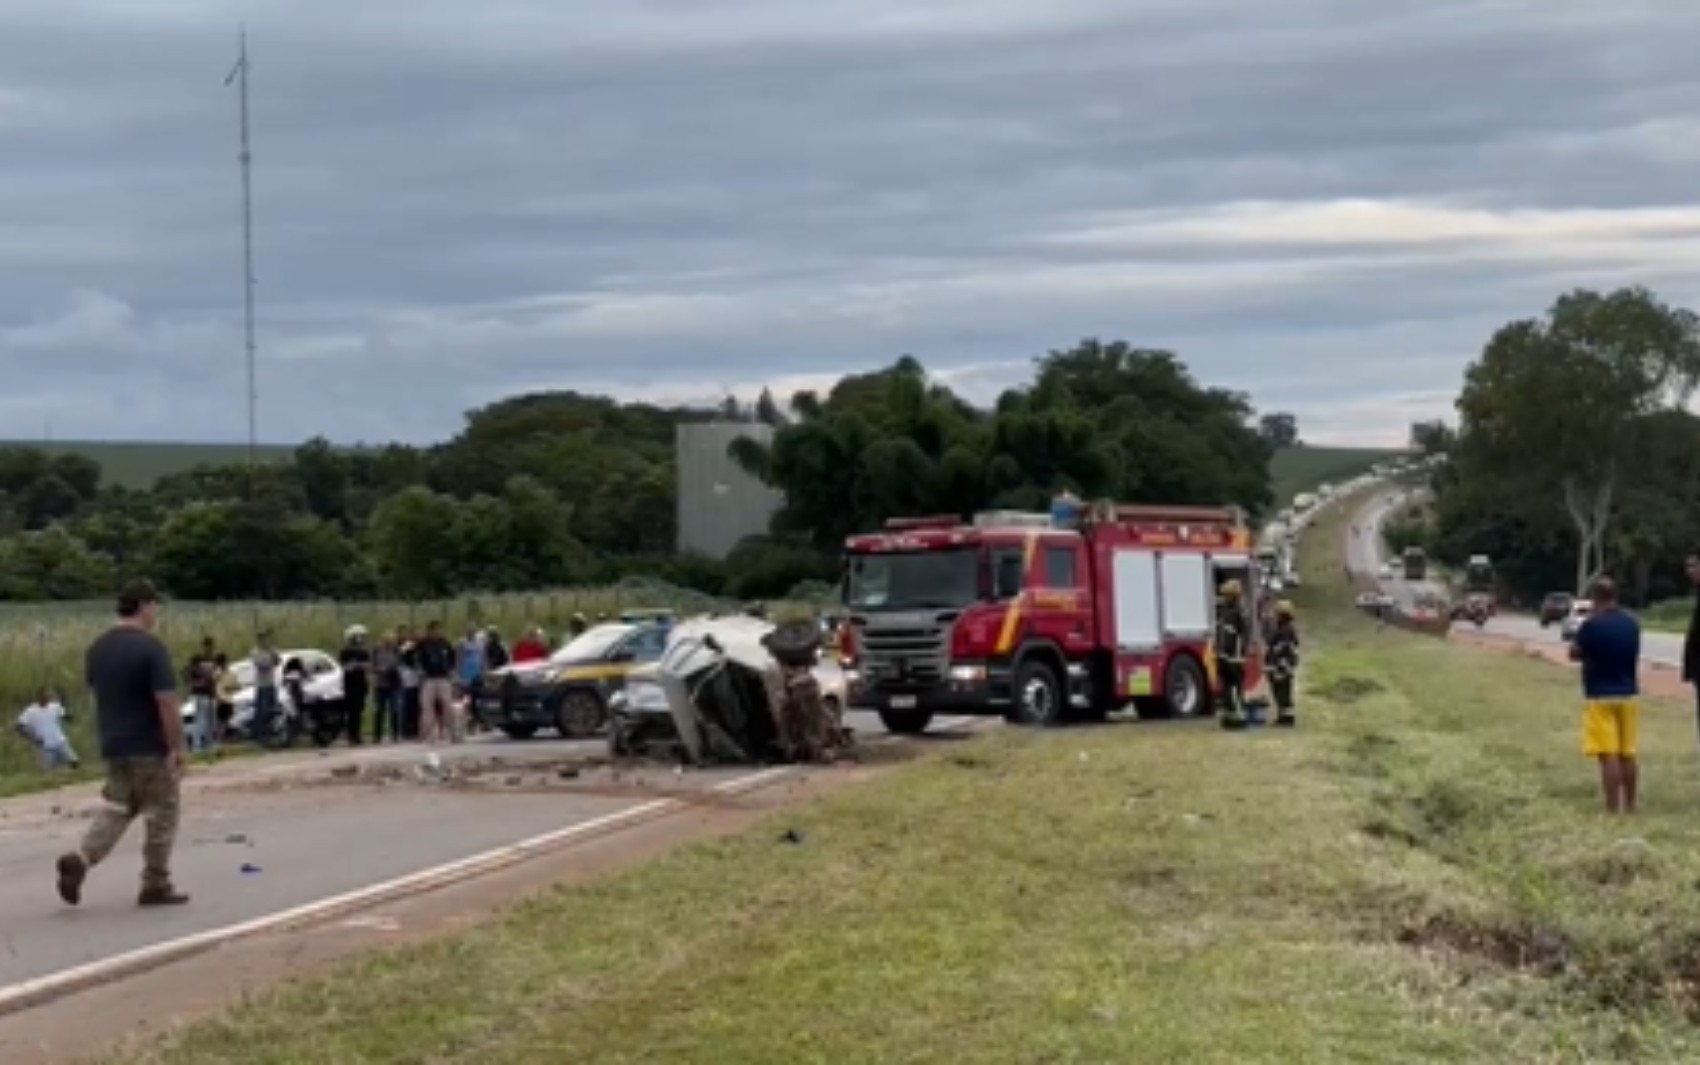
[55,852,87,906]
[1275,714,1297,728]
[137,885,190,907]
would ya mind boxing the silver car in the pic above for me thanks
[1560,601,1592,642]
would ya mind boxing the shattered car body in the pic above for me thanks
[608,614,851,766]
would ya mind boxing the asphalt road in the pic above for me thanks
[1345,492,1685,668]
[1348,487,1449,612]
[0,705,947,993]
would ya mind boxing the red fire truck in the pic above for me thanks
[839,502,1264,733]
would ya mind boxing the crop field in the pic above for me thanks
[22,440,297,489]
[0,579,734,794]
[1270,445,1409,504]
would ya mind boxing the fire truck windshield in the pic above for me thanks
[845,548,979,611]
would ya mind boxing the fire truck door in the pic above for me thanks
[1036,541,1091,654]
[1211,554,1258,678]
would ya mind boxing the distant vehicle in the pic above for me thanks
[1292,492,1317,512]
[1402,546,1428,581]
[1378,562,1394,580]
[1464,554,1494,592]
[1560,600,1593,642]
[1538,592,1573,628]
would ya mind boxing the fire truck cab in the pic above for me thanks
[840,502,1263,734]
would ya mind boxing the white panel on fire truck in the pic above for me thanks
[1111,549,1161,648]
[1159,552,1211,638]
[972,510,1051,528]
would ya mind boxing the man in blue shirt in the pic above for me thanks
[1570,578,1641,814]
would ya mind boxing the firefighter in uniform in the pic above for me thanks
[1215,580,1250,730]
[1266,600,1300,727]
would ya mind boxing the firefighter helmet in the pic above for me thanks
[1276,600,1295,619]
[1220,579,1243,600]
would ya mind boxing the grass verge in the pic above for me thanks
[102,496,1700,1064]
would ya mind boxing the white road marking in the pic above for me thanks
[0,714,982,1013]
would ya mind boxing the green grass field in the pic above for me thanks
[1270,445,1410,505]
[26,441,296,488]
[93,487,1700,1064]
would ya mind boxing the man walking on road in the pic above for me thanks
[1570,577,1642,815]
[55,579,191,907]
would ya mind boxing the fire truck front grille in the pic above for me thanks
[854,621,951,685]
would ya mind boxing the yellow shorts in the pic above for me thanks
[1582,699,1639,758]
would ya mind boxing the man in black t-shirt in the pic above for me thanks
[56,579,190,908]
[340,627,373,746]
[415,620,459,745]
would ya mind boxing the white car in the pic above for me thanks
[1560,601,1593,642]
[225,649,345,734]
[1378,562,1394,580]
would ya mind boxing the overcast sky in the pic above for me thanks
[2,1,1698,447]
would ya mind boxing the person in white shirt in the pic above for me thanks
[16,688,79,770]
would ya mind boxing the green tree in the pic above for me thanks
[1453,288,1700,593]
[1257,412,1300,449]
[365,487,464,599]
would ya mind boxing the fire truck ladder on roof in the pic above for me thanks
[1084,501,1246,529]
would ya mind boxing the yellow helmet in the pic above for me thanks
[1276,600,1295,618]
[1220,579,1243,600]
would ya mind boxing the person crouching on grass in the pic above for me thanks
[1569,577,1642,815]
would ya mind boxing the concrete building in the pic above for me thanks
[675,421,784,560]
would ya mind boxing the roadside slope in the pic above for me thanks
[93,493,1700,1063]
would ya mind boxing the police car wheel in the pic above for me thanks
[556,691,604,738]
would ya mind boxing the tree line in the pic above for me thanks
[0,339,1289,604]
[1415,286,1700,607]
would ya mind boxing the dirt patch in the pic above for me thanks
[1396,912,1575,977]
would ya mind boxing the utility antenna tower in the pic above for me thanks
[225,27,258,479]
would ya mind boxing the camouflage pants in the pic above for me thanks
[81,757,180,890]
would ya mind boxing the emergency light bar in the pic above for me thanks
[882,515,961,531]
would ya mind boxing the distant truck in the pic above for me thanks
[1292,492,1318,513]
[1402,546,1428,581]
[839,501,1262,734]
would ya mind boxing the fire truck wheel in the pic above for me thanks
[1158,655,1206,719]
[878,709,933,734]
[1006,659,1064,728]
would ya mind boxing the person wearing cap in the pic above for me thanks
[1265,601,1301,728]
[1215,579,1250,730]
[55,579,190,908]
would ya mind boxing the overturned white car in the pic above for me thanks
[608,614,851,766]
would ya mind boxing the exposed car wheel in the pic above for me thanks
[500,724,539,741]
[556,690,605,738]
[878,709,933,734]
[1004,659,1064,728]
[1157,655,1206,720]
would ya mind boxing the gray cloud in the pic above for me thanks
[2,0,1699,447]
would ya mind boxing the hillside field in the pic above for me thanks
[1269,444,1410,504]
[30,440,296,488]
[15,439,1409,494]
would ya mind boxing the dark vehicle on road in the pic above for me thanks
[473,621,668,739]
[1539,592,1573,628]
